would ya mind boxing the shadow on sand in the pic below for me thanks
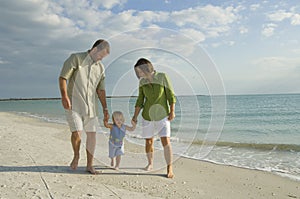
[0,165,167,177]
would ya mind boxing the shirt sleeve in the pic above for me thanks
[60,54,77,80]
[163,73,176,105]
[96,75,106,90]
[135,83,145,108]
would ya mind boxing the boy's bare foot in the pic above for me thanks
[167,165,174,178]
[144,164,153,171]
[111,159,114,167]
[114,166,119,170]
[70,156,79,170]
[86,166,102,175]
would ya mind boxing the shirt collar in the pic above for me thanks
[86,51,101,65]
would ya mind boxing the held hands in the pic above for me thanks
[103,109,109,122]
[131,119,137,127]
[131,116,137,124]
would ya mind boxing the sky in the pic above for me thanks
[0,0,300,98]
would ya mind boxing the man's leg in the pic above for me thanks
[86,131,98,174]
[70,131,81,170]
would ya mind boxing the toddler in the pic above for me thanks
[104,111,136,170]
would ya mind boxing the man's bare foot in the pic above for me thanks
[167,165,174,178]
[86,166,102,175]
[144,164,153,171]
[70,156,79,170]
[114,166,119,170]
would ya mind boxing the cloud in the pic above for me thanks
[94,0,127,9]
[267,10,293,21]
[170,5,239,38]
[261,23,277,37]
[239,26,248,34]
[250,4,260,11]
[180,29,206,43]
[0,0,299,97]
[267,9,300,25]
[291,13,300,25]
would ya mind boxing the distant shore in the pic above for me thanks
[0,95,210,101]
[0,96,138,101]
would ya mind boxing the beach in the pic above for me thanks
[0,112,299,199]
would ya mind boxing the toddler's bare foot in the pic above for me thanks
[86,166,101,175]
[167,165,174,178]
[70,156,79,170]
[144,164,153,171]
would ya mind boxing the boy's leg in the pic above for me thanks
[111,158,114,167]
[70,131,81,170]
[115,156,121,170]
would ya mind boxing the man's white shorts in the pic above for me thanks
[142,117,171,138]
[65,109,98,132]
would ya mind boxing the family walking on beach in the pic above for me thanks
[58,39,176,178]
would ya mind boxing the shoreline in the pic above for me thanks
[3,110,300,182]
[0,112,299,198]
[1,93,300,101]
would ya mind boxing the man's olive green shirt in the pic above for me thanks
[135,72,176,121]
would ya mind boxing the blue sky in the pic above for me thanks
[0,0,300,98]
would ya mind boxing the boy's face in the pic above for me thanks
[113,115,123,128]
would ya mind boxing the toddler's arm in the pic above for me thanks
[125,120,136,131]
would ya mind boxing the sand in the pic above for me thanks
[0,112,299,199]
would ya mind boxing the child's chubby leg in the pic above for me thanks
[111,158,114,167]
[115,155,121,170]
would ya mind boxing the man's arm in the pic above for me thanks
[97,89,109,121]
[59,77,71,109]
[103,119,113,130]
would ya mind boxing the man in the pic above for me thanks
[59,39,110,174]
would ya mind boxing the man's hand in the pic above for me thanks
[103,109,109,122]
[62,95,71,110]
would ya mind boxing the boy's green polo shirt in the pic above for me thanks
[135,72,176,121]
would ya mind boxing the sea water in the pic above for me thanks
[0,94,299,181]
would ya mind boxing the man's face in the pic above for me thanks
[94,48,109,61]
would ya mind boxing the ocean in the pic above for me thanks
[0,94,299,181]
